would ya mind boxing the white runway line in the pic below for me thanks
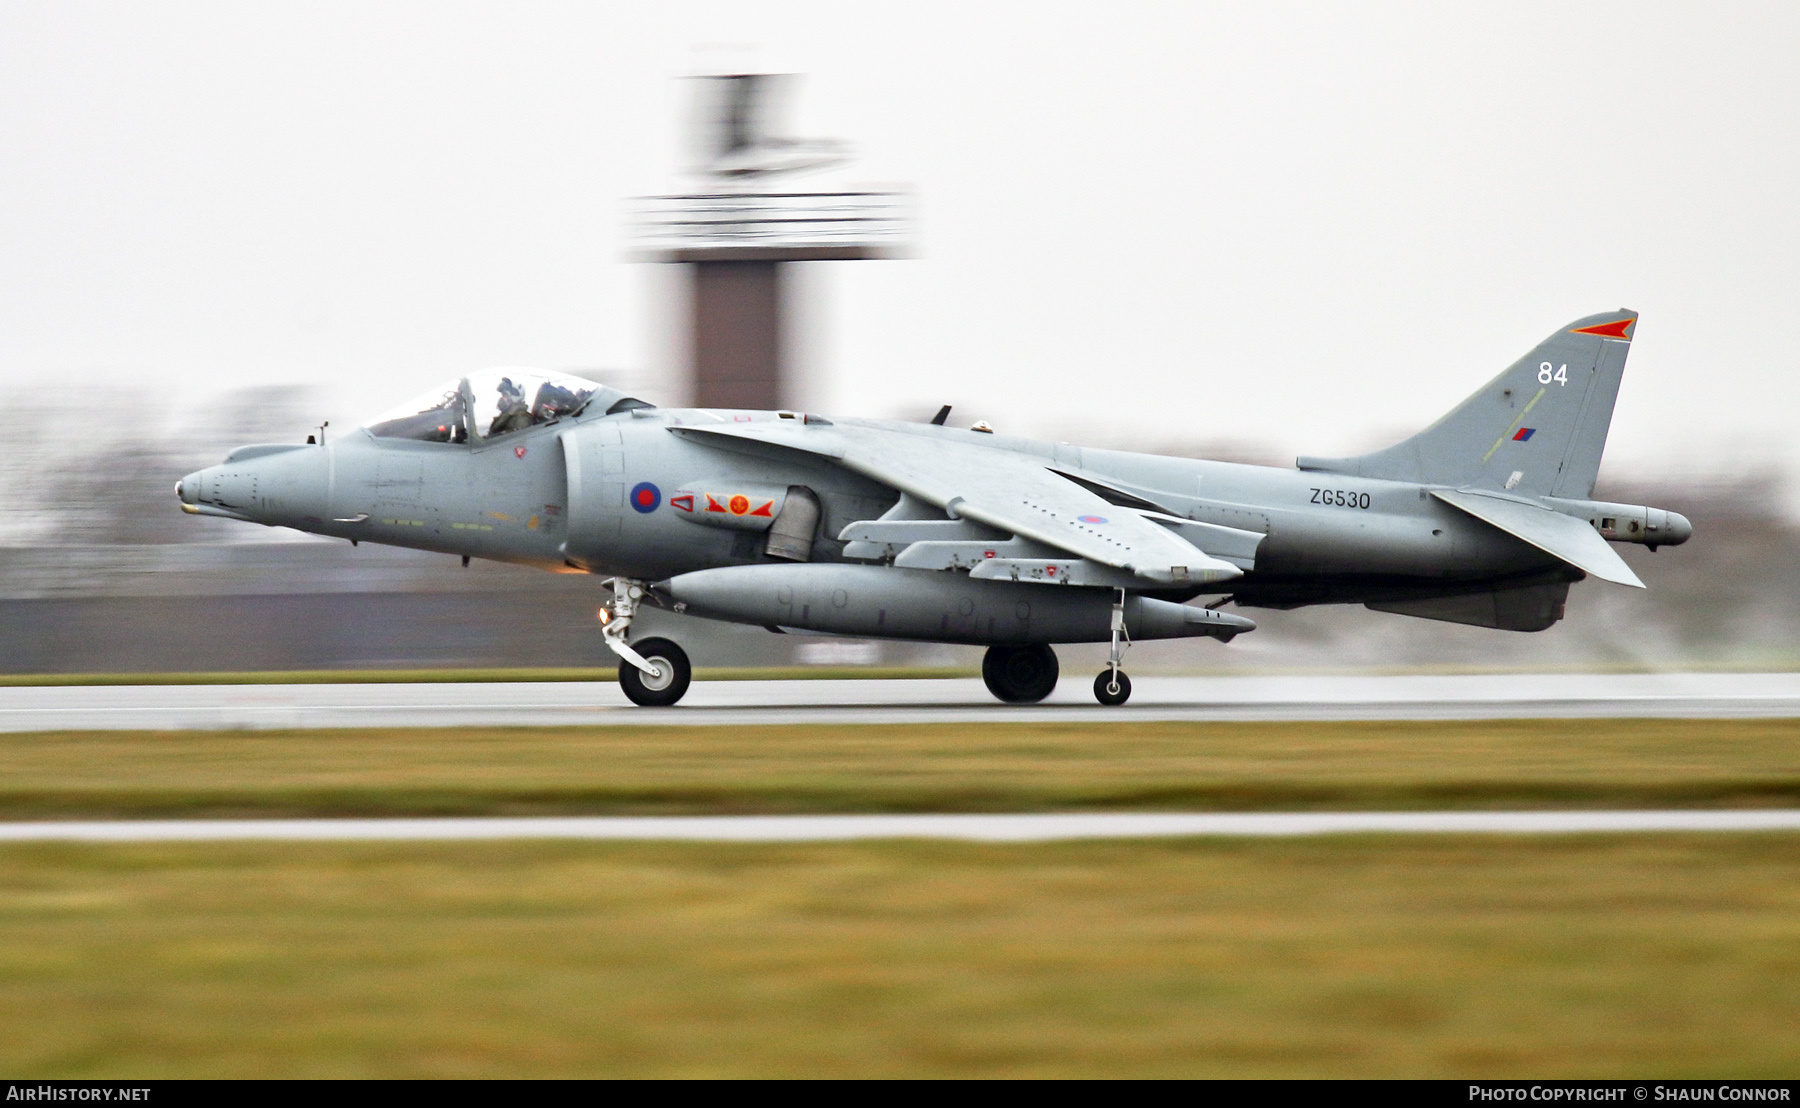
[5,673,1800,730]
[3,810,1800,843]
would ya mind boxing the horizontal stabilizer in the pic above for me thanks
[1432,489,1644,588]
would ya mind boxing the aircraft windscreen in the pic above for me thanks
[466,371,598,439]
[364,381,468,443]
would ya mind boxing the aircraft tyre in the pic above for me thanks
[1093,669,1132,706]
[618,637,692,707]
[981,644,1060,703]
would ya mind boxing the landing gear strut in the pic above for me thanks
[1093,588,1132,706]
[982,644,1060,703]
[601,578,692,707]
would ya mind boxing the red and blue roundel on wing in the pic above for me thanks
[629,482,661,513]
[1078,514,1108,524]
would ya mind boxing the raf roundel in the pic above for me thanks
[629,482,661,514]
[1078,515,1108,525]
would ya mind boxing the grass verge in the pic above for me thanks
[2,719,1798,819]
[2,834,1798,1077]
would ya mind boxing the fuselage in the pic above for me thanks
[178,401,1686,637]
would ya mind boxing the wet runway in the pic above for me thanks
[2,810,1798,842]
[3,672,1800,731]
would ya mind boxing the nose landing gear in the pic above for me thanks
[618,636,691,707]
[1093,589,1132,706]
[600,578,693,707]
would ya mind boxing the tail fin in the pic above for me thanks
[1298,310,1638,497]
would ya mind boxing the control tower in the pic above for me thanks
[635,74,910,409]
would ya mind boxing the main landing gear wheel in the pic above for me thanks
[618,637,692,707]
[1093,669,1132,706]
[982,645,1060,704]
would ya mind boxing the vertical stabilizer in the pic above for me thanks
[1297,311,1638,497]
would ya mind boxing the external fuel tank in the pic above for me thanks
[662,563,1254,646]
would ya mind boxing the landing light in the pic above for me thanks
[597,609,612,625]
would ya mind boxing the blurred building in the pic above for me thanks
[634,74,910,409]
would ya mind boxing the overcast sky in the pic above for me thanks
[3,1,1797,492]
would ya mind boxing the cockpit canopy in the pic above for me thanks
[363,371,650,443]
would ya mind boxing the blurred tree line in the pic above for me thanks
[0,385,319,545]
[1,394,1797,672]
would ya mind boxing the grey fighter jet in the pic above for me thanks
[177,311,1690,706]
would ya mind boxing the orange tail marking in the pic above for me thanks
[1571,318,1634,340]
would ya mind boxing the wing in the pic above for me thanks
[671,421,1241,585]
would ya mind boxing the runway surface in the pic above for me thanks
[3,672,1800,731]
[3,810,1798,842]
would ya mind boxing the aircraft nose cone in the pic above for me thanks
[176,472,203,511]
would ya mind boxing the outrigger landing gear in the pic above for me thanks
[600,578,692,707]
[1093,588,1132,706]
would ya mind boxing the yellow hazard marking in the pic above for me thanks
[527,514,540,531]
[1480,387,1547,464]
[451,522,494,531]
[488,511,514,522]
